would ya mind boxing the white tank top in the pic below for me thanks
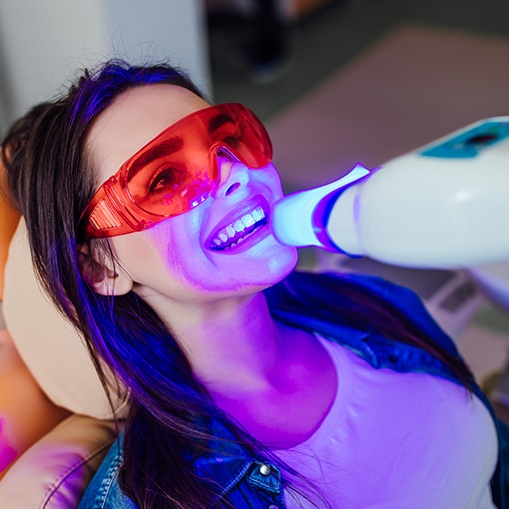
[275,336,498,509]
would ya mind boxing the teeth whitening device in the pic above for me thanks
[273,117,509,269]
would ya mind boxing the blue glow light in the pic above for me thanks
[272,164,371,248]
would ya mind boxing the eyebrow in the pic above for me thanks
[208,113,236,133]
[127,135,184,179]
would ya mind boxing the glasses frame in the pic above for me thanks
[78,103,272,241]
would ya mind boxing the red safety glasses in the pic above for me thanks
[78,103,273,240]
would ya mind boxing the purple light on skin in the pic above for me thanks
[0,417,18,473]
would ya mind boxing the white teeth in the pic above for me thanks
[210,206,267,250]
[243,215,255,227]
[252,207,263,221]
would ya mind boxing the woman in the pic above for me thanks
[3,60,507,509]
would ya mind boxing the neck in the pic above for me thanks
[152,291,285,393]
[140,288,338,447]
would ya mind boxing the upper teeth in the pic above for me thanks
[211,206,266,248]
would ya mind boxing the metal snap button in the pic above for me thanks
[268,505,279,509]
[259,464,271,476]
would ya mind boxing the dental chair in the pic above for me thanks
[0,215,127,507]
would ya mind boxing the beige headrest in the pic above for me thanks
[3,220,128,419]
[0,414,117,508]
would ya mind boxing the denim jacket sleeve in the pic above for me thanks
[78,437,137,509]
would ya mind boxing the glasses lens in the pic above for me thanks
[124,105,272,218]
[240,108,273,166]
[209,104,272,169]
[125,133,216,217]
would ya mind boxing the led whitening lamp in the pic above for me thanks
[272,117,509,269]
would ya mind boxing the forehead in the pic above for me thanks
[85,84,210,182]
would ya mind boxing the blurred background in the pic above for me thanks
[2,0,509,412]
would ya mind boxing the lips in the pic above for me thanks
[208,203,268,251]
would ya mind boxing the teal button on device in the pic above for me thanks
[421,121,509,158]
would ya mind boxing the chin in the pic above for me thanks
[224,245,298,293]
[259,244,299,286]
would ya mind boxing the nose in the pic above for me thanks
[215,151,249,197]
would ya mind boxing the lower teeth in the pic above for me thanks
[212,217,267,251]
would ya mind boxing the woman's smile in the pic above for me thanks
[206,195,270,253]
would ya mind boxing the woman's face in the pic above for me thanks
[85,84,298,308]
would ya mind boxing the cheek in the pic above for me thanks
[115,214,207,286]
[257,164,284,193]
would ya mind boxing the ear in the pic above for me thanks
[78,246,133,296]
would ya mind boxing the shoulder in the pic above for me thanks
[271,270,460,357]
[78,434,138,509]
[274,269,437,325]
[278,269,420,305]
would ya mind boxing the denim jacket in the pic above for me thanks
[78,273,509,509]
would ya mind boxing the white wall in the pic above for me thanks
[0,0,211,132]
